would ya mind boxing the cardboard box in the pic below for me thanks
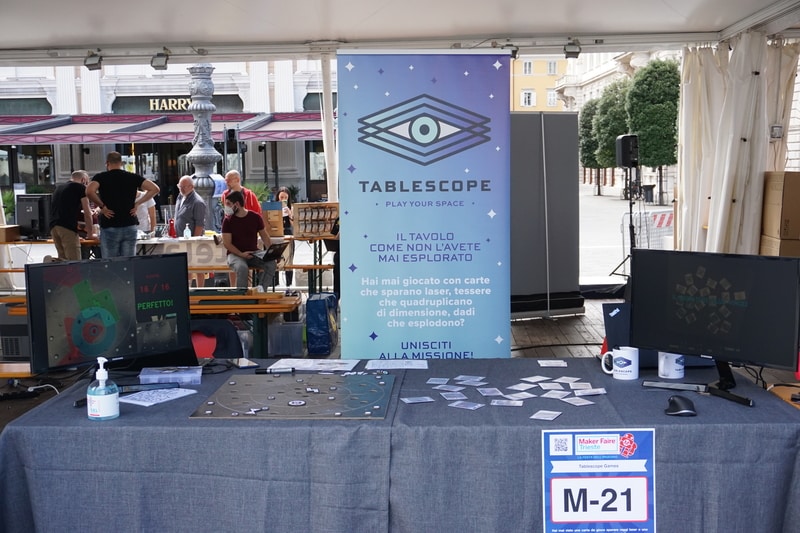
[762,172,800,239]
[261,201,283,237]
[0,225,20,242]
[759,235,800,257]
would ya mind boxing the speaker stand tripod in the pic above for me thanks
[610,165,638,279]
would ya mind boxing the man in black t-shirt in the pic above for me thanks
[49,170,94,261]
[86,151,159,257]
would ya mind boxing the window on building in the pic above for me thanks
[547,89,558,107]
[522,61,532,75]
[547,61,558,75]
[521,90,536,107]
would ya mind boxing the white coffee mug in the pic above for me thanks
[601,346,639,380]
[658,352,685,379]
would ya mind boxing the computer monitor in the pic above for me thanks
[630,248,800,393]
[17,193,52,240]
[25,253,198,375]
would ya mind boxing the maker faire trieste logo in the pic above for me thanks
[357,94,491,166]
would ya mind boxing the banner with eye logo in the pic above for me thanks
[337,50,511,359]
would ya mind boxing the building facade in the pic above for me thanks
[510,55,567,112]
[0,60,337,209]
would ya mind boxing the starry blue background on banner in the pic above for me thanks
[337,51,510,359]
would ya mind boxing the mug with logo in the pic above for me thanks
[601,346,639,380]
[658,352,685,379]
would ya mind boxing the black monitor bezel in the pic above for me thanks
[17,193,52,239]
[630,248,800,373]
[25,252,198,375]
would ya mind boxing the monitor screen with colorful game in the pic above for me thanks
[25,253,198,374]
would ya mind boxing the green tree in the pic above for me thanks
[626,59,680,203]
[579,99,602,193]
[593,78,631,169]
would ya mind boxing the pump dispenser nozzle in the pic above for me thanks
[95,357,108,386]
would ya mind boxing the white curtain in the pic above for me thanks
[677,45,728,251]
[705,32,768,254]
[765,40,800,172]
[678,32,797,254]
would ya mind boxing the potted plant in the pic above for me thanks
[1,189,14,224]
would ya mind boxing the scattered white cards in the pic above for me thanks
[531,410,562,420]
[401,396,435,404]
[538,382,565,390]
[404,365,600,418]
[504,391,538,400]
[440,391,468,401]
[448,401,485,410]
[537,360,568,367]
[574,388,607,397]
[541,390,571,399]
[454,375,485,382]
[507,382,537,391]
[562,396,595,406]
[432,384,465,392]
[491,399,524,407]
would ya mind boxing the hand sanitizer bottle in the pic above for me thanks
[183,223,191,238]
[87,356,119,420]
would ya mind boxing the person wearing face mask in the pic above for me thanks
[221,190,276,290]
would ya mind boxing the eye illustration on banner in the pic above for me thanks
[358,94,491,165]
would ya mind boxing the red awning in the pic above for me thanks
[0,112,323,145]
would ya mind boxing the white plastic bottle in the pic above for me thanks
[87,356,119,420]
[183,223,191,238]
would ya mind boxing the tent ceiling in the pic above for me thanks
[2,0,800,65]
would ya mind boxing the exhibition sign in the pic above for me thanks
[337,50,511,359]
[542,428,657,533]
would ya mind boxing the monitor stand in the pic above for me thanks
[707,360,754,407]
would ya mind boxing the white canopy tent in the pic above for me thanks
[1,1,799,62]
[2,0,800,234]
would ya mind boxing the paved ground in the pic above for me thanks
[578,183,674,286]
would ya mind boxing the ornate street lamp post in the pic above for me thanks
[185,63,222,231]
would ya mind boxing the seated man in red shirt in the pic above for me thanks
[221,190,275,290]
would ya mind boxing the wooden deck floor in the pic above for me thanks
[511,299,608,359]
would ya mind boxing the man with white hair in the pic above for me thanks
[222,169,261,214]
[176,175,208,287]
[175,175,206,237]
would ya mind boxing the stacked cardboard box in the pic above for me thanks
[760,172,800,257]
[0,225,20,242]
[261,201,284,237]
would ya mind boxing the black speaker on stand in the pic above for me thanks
[611,134,639,280]
[616,134,639,168]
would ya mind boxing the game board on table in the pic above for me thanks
[191,372,395,420]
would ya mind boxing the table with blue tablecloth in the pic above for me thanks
[1,358,798,533]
